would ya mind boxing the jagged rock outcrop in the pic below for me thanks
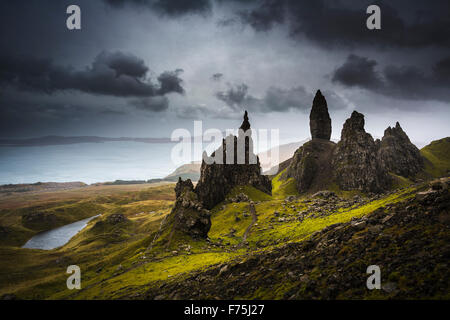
[377,122,424,178]
[194,111,271,209]
[309,90,331,140]
[167,178,211,238]
[174,178,195,198]
[332,111,391,193]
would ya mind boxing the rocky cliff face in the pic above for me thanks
[195,111,271,209]
[166,178,211,239]
[309,90,331,140]
[332,111,391,193]
[377,122,424,178]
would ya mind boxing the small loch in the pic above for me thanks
[22,215,99,250]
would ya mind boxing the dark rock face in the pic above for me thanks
[309,90,331,140]
[194,111,271,209]
[285,90,423,194]
[285,139,336,193]
[377,122,424,177]
[174,177,194,198]
[332,111,391,193]
[169,178,211,238]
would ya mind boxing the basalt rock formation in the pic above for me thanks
[285,90,336,192]
[309,90,331,140]
[165,178,211,239]
[169,111,271,239]
[377,122,424,178]
[332,111,391,193]
[195,111,271,209]
[285,90,425,194]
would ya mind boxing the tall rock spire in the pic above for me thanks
[239,110,251,132]
[309,90,331,140]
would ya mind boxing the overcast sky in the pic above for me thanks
[1,0,449,146]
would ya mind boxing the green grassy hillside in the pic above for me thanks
[421,137,450,178]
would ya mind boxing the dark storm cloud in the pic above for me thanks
[215,83,347,113]
[104,0,212,17]
[157,69,185,95]
[332,54,450,101]
[331,54,383,89]
[0,51,185,98]
[96,51,149,78]
[235,0,450,49]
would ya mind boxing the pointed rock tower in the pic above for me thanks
[285,90,336,192]
[194,111,271,210]
[310,90,331,140]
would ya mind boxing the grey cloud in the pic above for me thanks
[0,51,185,98]
[157,69,185,95]
[332,54,450,101]
[215,83,248,110]
[95,51,149,78]
[215,83,347,113]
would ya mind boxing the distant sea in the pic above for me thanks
[0,142,180,185]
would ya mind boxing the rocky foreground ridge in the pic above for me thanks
[144,178,450,300]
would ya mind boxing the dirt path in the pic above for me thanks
[238,202,257,247]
